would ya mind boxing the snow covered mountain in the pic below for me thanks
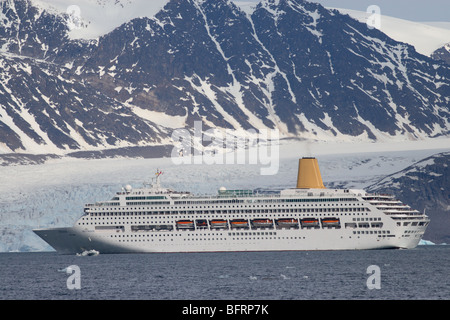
[0,0,450,157]
[432,43,450,65]
[368,152,450,244]
[0,53,167,153]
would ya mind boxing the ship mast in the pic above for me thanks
[153,169,163,189]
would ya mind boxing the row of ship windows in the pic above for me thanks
[125,200,357,206]
[353,217,381,222]
[82,211,371,219]
[108,232,280,241]
[108,231,277,237]
[109,233,225,237]
[111,235,395,243]
[106,230,392,238]
[353,230,391,235]
[398,221,428,227]
[78,212,370,225]
[114,237,305,242]
[118,197,359,205]
[87,207,370,216]
[178,197,358,204]
[90,202,366,211]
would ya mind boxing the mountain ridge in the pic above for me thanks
[0,0,449,157]
[431,43,450,65]
[368,151,450,244]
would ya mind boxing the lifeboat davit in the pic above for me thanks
[276,218,299,228]
[230,219,249,228]
[210,219,228,229]
[321,217,341,228]
[176,220,195,229]
[300,218,320,228]
[251,219,273,228]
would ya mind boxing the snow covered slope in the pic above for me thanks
[333,8,450,57]
[1,0,449,157]
[31,0,170,39]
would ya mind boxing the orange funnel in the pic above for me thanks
[296,157,325,189]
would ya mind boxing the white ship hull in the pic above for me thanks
[33,219,426,255]
[33,159,429,255]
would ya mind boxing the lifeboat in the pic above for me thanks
[251,219,273,228]
[210,219,228,229]
[176,220,195,230]
[276,218,299,228]
[300,218,320,229]
[321,217,341,228]
[230,219,249,229]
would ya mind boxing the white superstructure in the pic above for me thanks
[33,159,429,254]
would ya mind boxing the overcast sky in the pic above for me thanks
[234,0,450,22]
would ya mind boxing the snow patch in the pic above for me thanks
[333,8,450,56]
[131,105,187,129]
[32,0,170,39]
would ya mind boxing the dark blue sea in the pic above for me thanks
[0,246,448,302]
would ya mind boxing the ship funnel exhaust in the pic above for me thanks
[296,157,325,189]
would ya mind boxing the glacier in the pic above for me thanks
[1,138,449,252]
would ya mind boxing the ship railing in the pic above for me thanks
[383,210,422,216]
[390,215,429,221]
[364,193,394,197]
[372,201,407,206]
[376,206,414,211]
[366,199,400,204]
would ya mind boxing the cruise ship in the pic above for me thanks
[33,158,429,254]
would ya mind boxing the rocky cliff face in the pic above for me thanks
[1,0,449,156]
[367,152,450,244]
[431,42,450,65]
